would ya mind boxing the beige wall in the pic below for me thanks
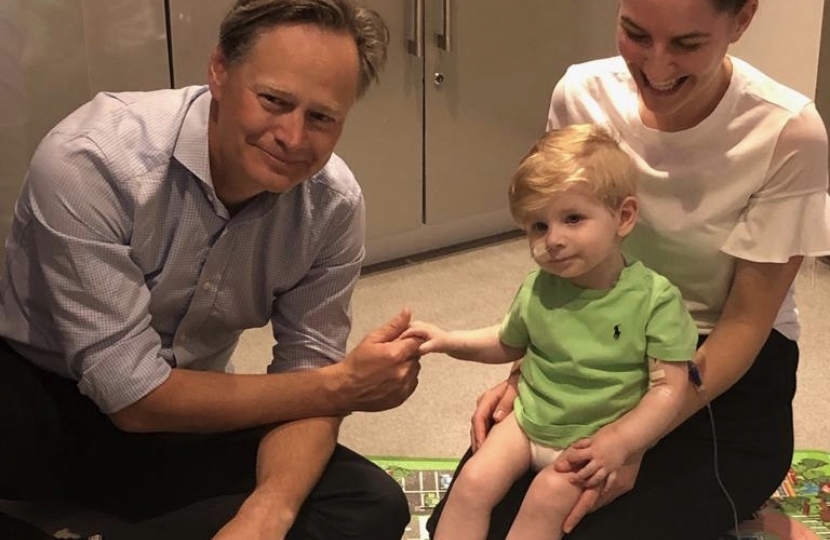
[730,0,825,99]
[816,0,830,126]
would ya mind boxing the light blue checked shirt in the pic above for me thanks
[0,86,365,413]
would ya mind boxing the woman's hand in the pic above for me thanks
[470,370,520,451]
[553,442,644,533]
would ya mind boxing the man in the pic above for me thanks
[0,1,421,539]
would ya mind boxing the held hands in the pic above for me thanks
[399,320,453,355]
[339,308,423,412]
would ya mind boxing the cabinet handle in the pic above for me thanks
[436,0,451,52]
[406,0,424,58]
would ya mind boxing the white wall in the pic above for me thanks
[730,0,825,99]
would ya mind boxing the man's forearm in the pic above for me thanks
[110,367,349,433]
[111,308,422,434]
[232,416,341,537]
[667,257,802,432]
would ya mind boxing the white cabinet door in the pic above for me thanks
[0,0,169,267]
[332,0,424,239]
[424,0,617,225]
[167,0,234,87]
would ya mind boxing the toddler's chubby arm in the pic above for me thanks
[564,358,689,488]
[401,322,524,364]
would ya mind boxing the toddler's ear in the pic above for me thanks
[617,196,638,236]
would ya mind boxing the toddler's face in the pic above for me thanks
[526,189,626,289]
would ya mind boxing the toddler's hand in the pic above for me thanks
[559,426,630,488]
[399,320,448,354]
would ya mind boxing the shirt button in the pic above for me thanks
[203,282,212,291]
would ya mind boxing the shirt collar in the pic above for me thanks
[173,88,213,189]
[173,88,231,217]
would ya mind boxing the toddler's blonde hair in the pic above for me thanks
[509,124,638,227]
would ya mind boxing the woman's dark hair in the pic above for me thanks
[709,0,750,14]
[218,0,389,97]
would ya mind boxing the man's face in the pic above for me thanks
[207,24,360,207]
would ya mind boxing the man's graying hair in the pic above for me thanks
[709,0,750,14]
[218,0,389,97]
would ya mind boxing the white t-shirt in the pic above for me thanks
[547,56,830,340]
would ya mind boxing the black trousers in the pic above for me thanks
[427,330,799,540]
[0,339,409,540]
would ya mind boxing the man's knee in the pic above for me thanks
[349,466,410,539]
[294,458,410,540]
[0,363,63,499]
[0,411,64,499]
[379,469,410,528]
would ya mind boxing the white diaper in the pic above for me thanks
[529,440,563,471]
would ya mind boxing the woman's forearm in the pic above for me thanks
[670,257,803,430]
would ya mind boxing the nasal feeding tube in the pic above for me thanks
[532,238,552,263]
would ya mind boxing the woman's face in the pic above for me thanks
[616,0,755,131]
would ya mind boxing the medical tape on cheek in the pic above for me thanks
[532,239,551,263]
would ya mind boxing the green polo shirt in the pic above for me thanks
[500,260,697,448]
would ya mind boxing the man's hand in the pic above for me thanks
[337,309,422,412]
[470,372,519,451]
[553,443,643,533]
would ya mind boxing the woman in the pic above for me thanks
[427,0,830,538]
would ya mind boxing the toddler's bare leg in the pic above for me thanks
[505,461,583,540]
[434,413,531,540]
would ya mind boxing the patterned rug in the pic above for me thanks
[371,450,830,540]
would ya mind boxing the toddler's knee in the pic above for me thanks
[453,460,490,494]
[531,466,576,498]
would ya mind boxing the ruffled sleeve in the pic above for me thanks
[722,104,830,262]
